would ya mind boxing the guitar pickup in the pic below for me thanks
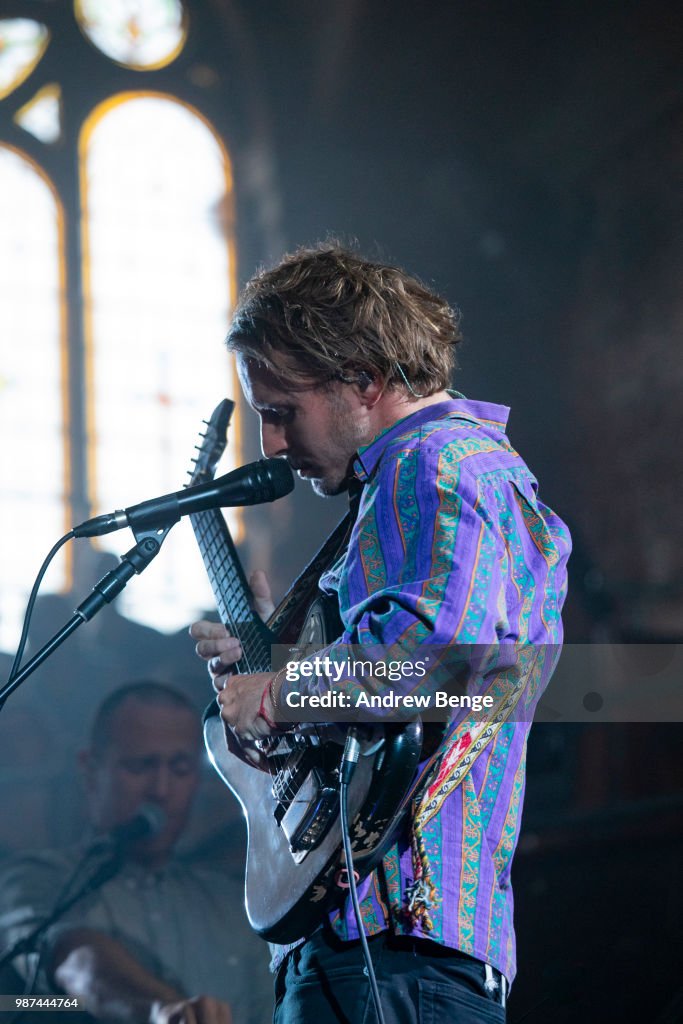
[289,783,338,853]
[279,768,337,861]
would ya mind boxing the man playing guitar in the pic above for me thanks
[191,244,571,1023]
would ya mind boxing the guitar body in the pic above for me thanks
[204,706,422,941]
[190,402,423,943]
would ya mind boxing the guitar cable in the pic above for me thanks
[340,729,387,1024]
[1,531,74,703]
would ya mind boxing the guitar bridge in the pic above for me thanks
[271,742,318,810]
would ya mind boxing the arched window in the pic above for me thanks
[82,93,237,630]
[0,5,243,648]
[0,144,68,651]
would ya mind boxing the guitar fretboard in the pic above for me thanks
[191,505,272,673]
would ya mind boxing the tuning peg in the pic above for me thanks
[202,418,210,425]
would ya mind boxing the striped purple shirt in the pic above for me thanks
[275,396,571,983]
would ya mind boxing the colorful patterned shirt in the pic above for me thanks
[276,396,571,984]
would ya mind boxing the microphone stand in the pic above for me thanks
[0,525,172,707]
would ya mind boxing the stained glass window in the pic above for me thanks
[0,19,49,100]
[81,94,236,632]
[0,146,67,652]
[75,0,186,70]
[14,84,62,144]
[0,8,237,650]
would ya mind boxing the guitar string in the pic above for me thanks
[191,435,285,789]
[217,540,325,809]
[201,511,295,792]
[198,512,278,787]
[200,509,331,808]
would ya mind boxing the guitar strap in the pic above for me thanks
[266,484,361,645]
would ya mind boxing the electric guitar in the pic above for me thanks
[189,400,423,944]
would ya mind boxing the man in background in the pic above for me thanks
[0,682,272,1024]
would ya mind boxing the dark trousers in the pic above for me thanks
[274,929,507,1024]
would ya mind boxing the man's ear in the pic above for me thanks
[356,371,384,407]
[337,366,384,405]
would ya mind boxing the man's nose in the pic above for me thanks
[260,422,288,459]
[146,764,171,801]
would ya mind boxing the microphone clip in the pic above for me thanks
[76,525,172,623]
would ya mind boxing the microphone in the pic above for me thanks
[89,805,167,853]
[73,458,294,538]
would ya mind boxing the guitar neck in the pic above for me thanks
[190,506,273,673]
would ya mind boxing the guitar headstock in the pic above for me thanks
[188,399,235,487]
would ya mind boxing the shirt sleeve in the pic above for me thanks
[0,851,71,983]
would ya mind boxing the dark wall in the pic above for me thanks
[204,0,683,637]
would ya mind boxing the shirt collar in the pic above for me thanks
[352,392,511,482]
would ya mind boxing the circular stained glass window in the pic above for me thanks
[74,0,187,71]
